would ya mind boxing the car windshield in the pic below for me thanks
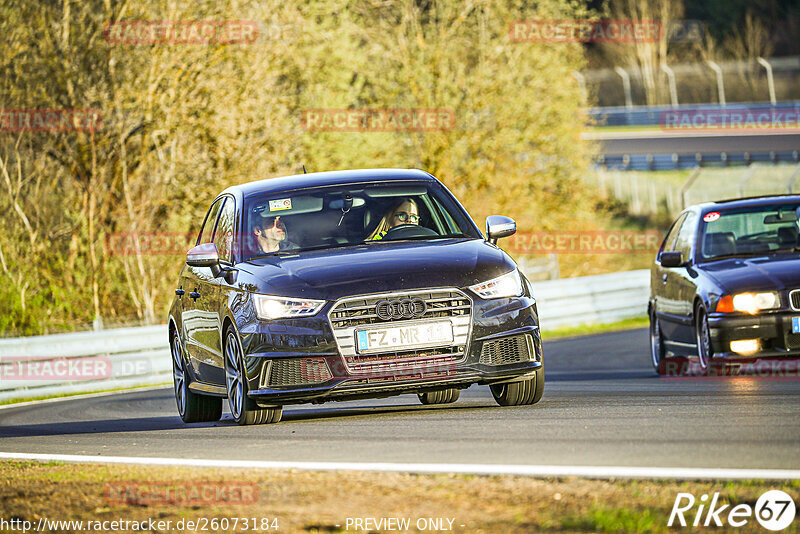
[242,181,480,260]
[698,203,800,261]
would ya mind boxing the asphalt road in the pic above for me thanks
[1,328,799,469]
[588,131,800,156]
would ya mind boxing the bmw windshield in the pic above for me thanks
[698,203,800,261]
[242,181,481,260]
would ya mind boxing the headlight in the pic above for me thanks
[716,292,780,314]
[254,295,326,320]
[469,270,523,299]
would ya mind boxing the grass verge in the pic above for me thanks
[542,316,648,341]
[1,461,797,533]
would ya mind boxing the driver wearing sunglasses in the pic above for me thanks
[252,215,297,253]
[368,198,420,240]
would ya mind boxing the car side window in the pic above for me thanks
[672,211,699,259]
[214,197,235,264]
[197,198,225,245]
[661,213,687,253]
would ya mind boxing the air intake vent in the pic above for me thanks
[261,358,332,388]
[479,335,533,365]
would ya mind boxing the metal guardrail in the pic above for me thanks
[0,270,651,402]
[590,100,800,128]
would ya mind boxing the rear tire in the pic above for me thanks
[171,332,222,423]
[490,367,544,406]
[224,327,282,425]
[418,388,460,405]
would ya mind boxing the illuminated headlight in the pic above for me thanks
[469,270,523,299]
[731,292,780,314]
[254,295,326,320]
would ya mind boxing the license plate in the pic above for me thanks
[793,317,800,334]
[356,321,454,353]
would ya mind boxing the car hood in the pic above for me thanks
[700,254,800,293]
[236,238,515,301]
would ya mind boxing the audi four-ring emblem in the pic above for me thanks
[375,298,427,321]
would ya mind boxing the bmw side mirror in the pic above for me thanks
[187,242,220,268]
[659,251,684,268]
[486,215,516,245]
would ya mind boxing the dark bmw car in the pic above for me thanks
[169,169,544,424]
[650,195,800,375]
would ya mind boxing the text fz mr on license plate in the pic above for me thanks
[356,321,454,353]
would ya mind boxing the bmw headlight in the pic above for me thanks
[254,295,326,320]
[716,292,780,314]
[469,269,523,299]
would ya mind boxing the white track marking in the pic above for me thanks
[0,452,797,480]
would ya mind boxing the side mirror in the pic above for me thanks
[186,242,220,268]
[659,251,684,268]
[486,215,516,245]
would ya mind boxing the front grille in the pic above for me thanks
[329,289,471,328]
[479,334,534,365]
[328,288,472,373]
[790,290,800,311]
[261,358,332,388]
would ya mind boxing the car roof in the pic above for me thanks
[693,194,800,214]
[222,168,437,199]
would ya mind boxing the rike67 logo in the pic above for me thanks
[669,490,796,530]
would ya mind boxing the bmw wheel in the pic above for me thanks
[171,332,222,423]
[224,328,282,425]
[650,307,667,373]
[490,367,544,406]
[695,305,712,373]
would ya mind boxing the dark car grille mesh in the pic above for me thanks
[479,335,534,365]
[328,288,472,373]
[263,358,332,388]
[329,289,471,329]
[790,290,800,311]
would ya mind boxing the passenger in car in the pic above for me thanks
[252,216,298,253]
[368,198,420,240]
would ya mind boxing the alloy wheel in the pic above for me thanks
[225,331,244,421]
[171,334,187,417]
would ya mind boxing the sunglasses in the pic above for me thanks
[394,212,420,224]
[260,217,285,230]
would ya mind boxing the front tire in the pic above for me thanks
[490,367,544,406]
[171,332,222,423]
[224,328,282,425]
[695,305,712,374]
[418,388,460,405]
[650,308,667,374]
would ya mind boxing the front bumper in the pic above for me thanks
[708,311,800,360]
[238,293,543,405]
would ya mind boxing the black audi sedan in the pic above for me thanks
[168,169,543,424]
[650,195,800,375]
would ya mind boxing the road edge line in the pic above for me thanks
[0,452,798,481]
